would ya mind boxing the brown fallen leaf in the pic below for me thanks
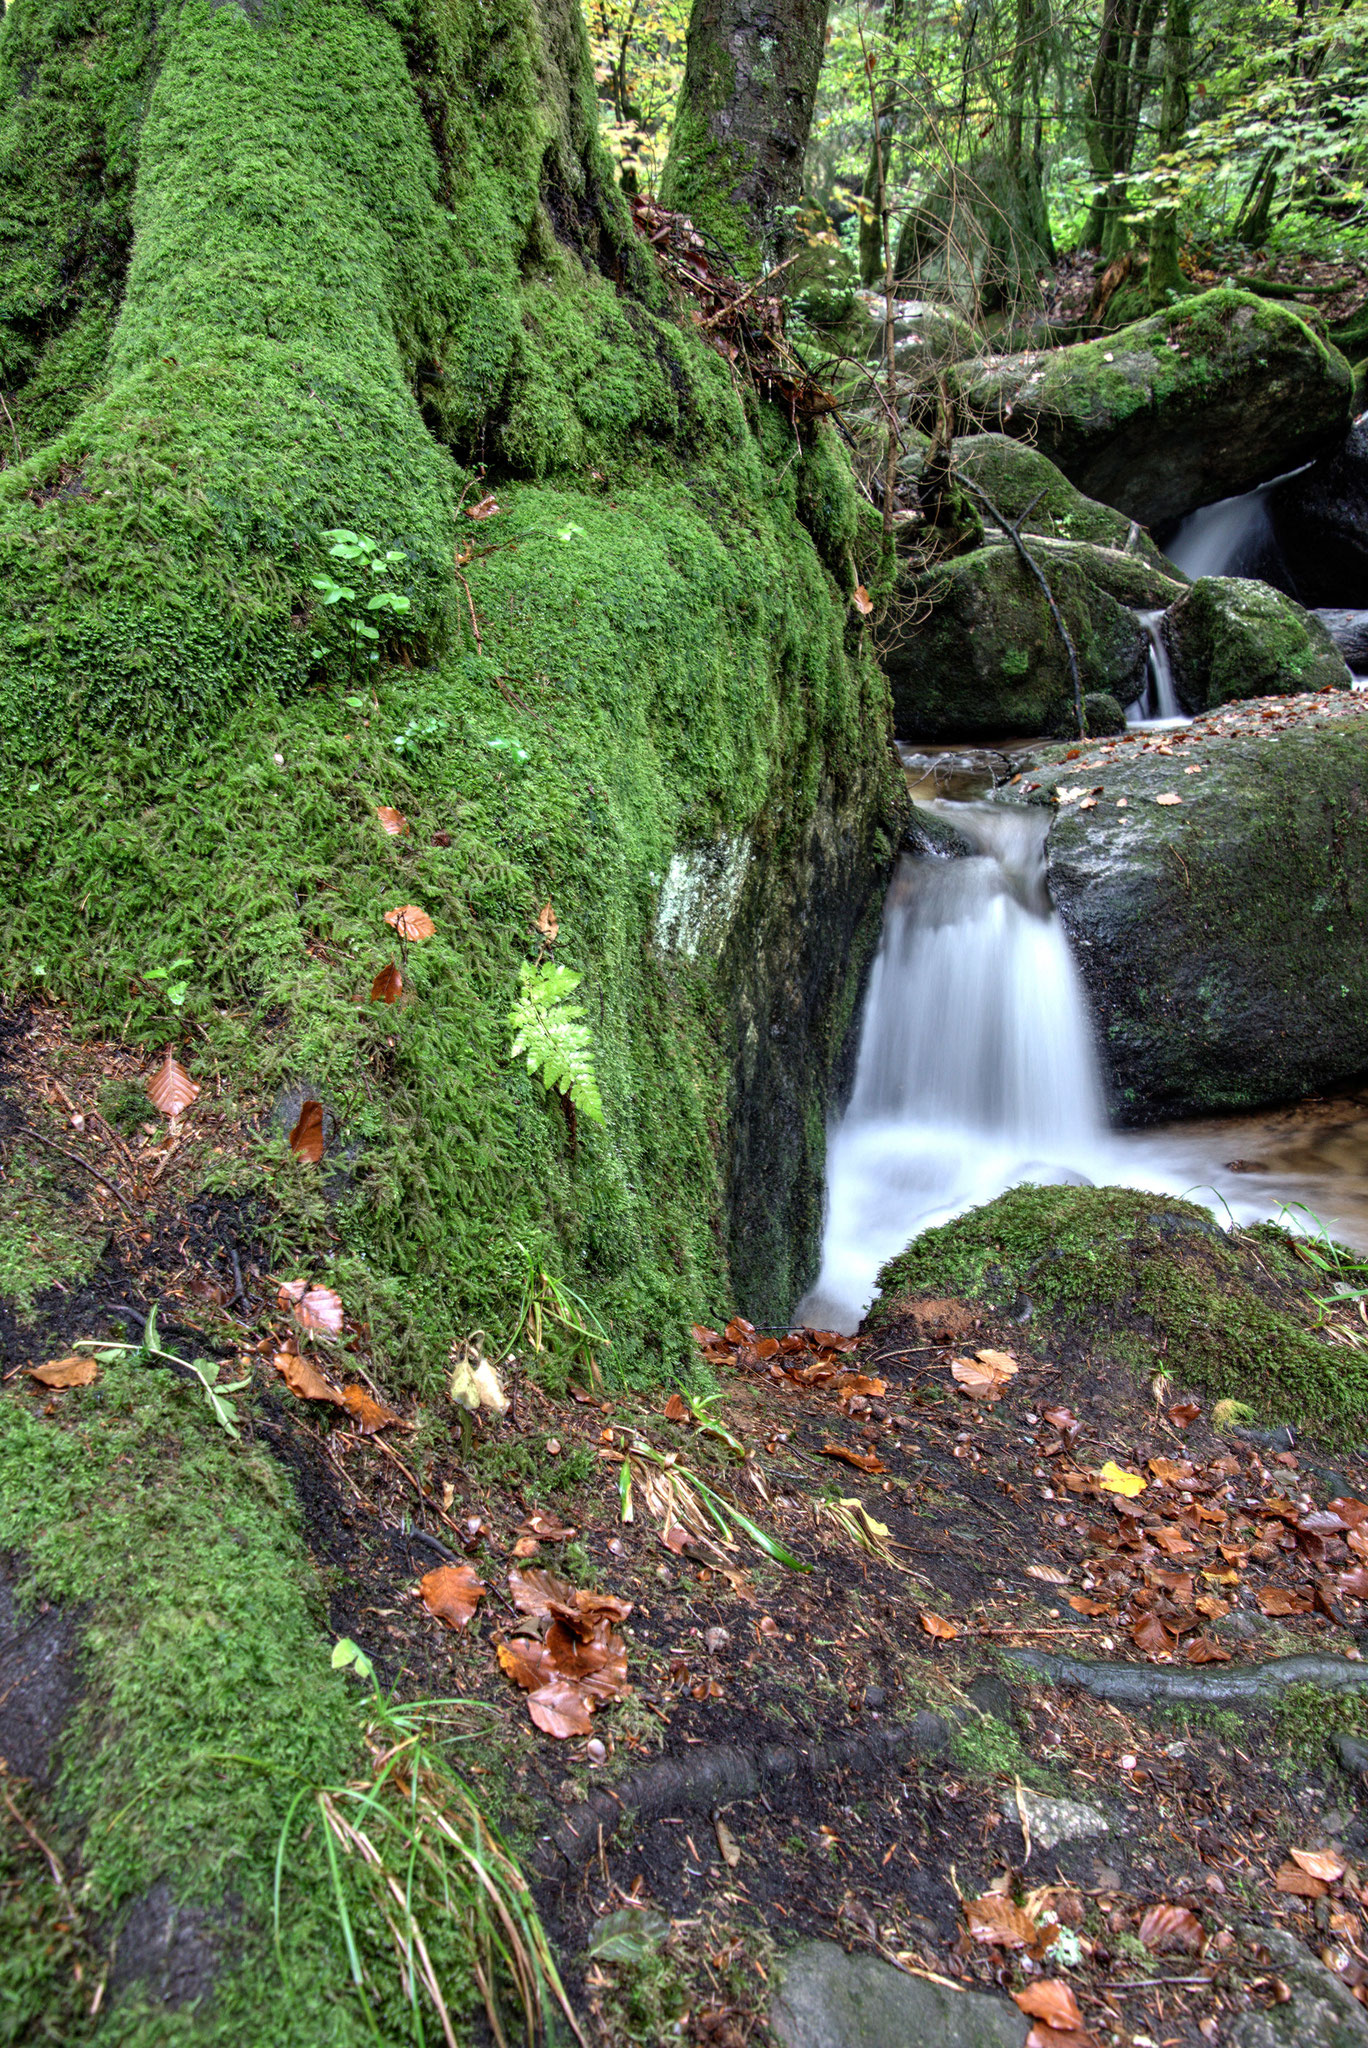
[292,1285,345,1339]
[1291,1847,1346,1883]
[1043,1405,1081,1438]
[852,584,874,617]
[527,1681,593,1739]
[465,493,501,521]
[384,904,435,943]
[519,1512,578,1543]
[1185,1635,1231,1664]
[1131,1612,1174,1658]
[534,901,559,943]
[29,1355,97,1389]
[420,1564,486,1629]
[664,1392,689,1422]
[1149,1456,1196,1485]
[820,1443,886,1474]
[1067,1594,1115,1616]
[1012,1980,1084,2030]
[1151,1524,1198,1557]
[950,1355,1013,1399]
[371,962,403,1004]
[1329,1498,1368,1529]
[714,1815,741,1868]
[288,1099,325,1163]
[1155,792,1182,805]
[919,1612,958,1640]
[1025,2030,1094,2048]
[836,1373,888,1399]
[1138,1903,1205,1953]
[1340,1566,1368,1599]
[1027,1564,1071,1585]
[512,1535,541,1558]
[509,1566,580,1621]
[340,1385,404,1434]
[724,1315,757,1345]
[146,1049,200,1119]
[1275,1860,1330,1898]
[1258,1584,1312,1616]
[273,1351,343,1404]
[1168,1399,1201,1427]
[376,806,409,836]
[497,1638,554,1692]
[965,1893,1037,1947]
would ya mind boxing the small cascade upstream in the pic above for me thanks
[1127,611,1183,725]
[799,806,1105,1332]
[1165,477,1285,581]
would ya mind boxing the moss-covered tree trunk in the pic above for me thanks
[1147,0,1191,303]
[658,0,830,269]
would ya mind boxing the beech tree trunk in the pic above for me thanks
[659,0,831,269]
[1148,0,1192,300]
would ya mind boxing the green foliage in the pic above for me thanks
[309,529,415,676]
[1274,1681,1368,1763]
[508,960,605,1124]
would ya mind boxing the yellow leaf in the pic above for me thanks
[1097,1460,1146,1498]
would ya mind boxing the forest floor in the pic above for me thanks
[1040,247,1368,331]
[7,1010,1368,2045]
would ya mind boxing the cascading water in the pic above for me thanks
[1165,478,1283,581]
[798,806,1105,1332]
[1127,611,1183,725]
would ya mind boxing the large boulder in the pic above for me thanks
[885,542,1149,738]
[1165,577,1352,709]
[1035,711,1368,1120]
[955,290,1354,529]
[1269,420,1368,607]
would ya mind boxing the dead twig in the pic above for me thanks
[11,1121,139,1218]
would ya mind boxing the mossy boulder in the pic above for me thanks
[871,1184,1368,1433]
[1030,714,1368,1120]
[1268,421,1368,608]
[1165,577,1351,709]
[954,290,1354,528]
[884,543,1148,739]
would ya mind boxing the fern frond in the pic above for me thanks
[508,961,604,1123]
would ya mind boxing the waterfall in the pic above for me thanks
[1126,611,1183,724]
[1165,461,1312,585]
[797,806,1105,1333]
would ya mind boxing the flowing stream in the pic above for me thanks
[800,801,1368,1333]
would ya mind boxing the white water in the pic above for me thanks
[799,802,1363,1333]
[1127,610,1183,724]
[1166,480,1279,580]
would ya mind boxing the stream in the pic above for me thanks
[800,474,1368,1334]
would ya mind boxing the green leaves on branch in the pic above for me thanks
[508,961,604,1124]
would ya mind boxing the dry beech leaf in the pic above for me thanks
[420,1564,485,1629]
[1027,1564,1071,1585]
[821,1443,885,1474]
[1275,1860,1330,1898]
[664,1392,689,1422]
[919,1611,958,1640]
[292,1285,344,1338]
[852,584,874,617]
[340,1384,403,1434]
[1291,1847,1346,1883]
[384,904,435,942]
[376,806,409,836]
[1067,1594,1115,1616]
[29,1354,97,1389]
[527,1681,593,1739]
[1139,1903,1205,1953]
[1258,1584,1312,1616]
[950,1355,1012,1400]
[1043,1405,1080,1436]
[1025,2031,1094,2048]
[965,1893,1037,1947]
[289,1099,325,1164]
[1155,792,1182,805]
[715,1815,741,1868]
[1329,1498,1368,1529]
[465,493,501,521]
[519,1512,578,1543]
[1131,1612,1174,1658]
[1185,1634,1231,1664]
[1169,1399,1201,1426]
[497,1639,551,1693]
[534,901,559,943]
[273,1351,343,1405]
[146,1050,200,1119]
[1013,1980,1084,2029]
[371,962,403,1004]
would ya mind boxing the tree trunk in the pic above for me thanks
[1082,0,1160,258]
[1148,0,1191,301]
[659,0,831,270]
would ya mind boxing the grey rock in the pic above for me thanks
[1000,1787,1109,1855]
[769,1939,1028,2048]
[953,289,1353,528]
[1333,1734,1368,1779]
[965,1672,1015,1723]
[1315,609,1368,671]
[0,1557,80,1788]
[1230,1923,1368,2048]
[1044,718,1368,1121]
[908,1708,951,1754]
[109,1882,237,2011]
[1271,423,1368,609]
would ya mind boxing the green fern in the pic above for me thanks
[508,961,604,1123]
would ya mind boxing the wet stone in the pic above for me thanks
[1001,1787,1109,1855]
[109,1883,238,2011]
[965,1672,1015,1723]
[0,1557,81,1788]
[769,1940,1028,2048]
[1230,1924,1368,2048]
[1333,1733,1368,1780]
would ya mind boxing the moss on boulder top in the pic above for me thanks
[1165,578,1351,710]
[871,1183,1368,1434]
[955,289,1354,529]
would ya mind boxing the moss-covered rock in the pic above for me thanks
[871,1184,1368,1433]
[948,435,1171,562]
[954,289,1354,529]
[1165,578,1351,709]
[1026,714,1368,1120]
[884,543,1148,739]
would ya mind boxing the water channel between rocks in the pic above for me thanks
[800,782,1368,1336]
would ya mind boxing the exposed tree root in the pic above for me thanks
[1003,1648,1368,1705]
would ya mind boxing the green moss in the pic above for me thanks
[0,1157,97,1314]
[1273,1680,1368,1765]
[872,1184,1368,1433]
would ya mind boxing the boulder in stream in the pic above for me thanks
[1164,576,1352,709]
[1034,708,1368,1120]
[1269,419,1368,608]
[955,289,1354,529]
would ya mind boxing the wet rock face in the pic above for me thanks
[955,290,1354,529]
[1270,421,1368,609]
[1165,578,1351,710]
[1038,719,1368,1121]
[1229,1924,1368,2048]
